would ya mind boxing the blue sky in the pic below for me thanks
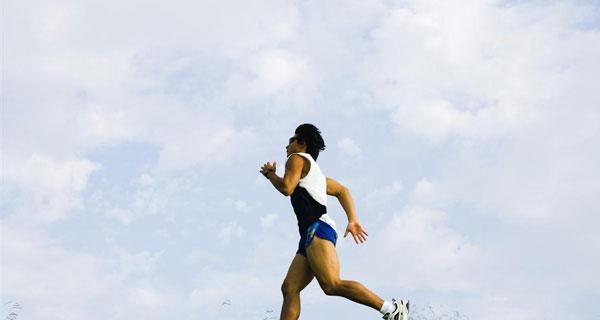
[2,0,600,319]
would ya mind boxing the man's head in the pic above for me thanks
[285,123,326,160]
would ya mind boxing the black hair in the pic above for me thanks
[295,123,326,160]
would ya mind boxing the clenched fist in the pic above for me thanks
[259,161,277,178]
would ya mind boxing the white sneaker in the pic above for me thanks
[382,299,409,320]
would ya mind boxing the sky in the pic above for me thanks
[1,0,600,319]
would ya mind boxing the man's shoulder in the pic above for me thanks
[288,152,314,161]
[286,153,311,170]
[287,153,308,161]
[286,153,305,165]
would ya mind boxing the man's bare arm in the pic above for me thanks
[326,177,358,223]
[326,177,368,243]
[266,155,303,196]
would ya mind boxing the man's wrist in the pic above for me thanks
[264,171,274,179]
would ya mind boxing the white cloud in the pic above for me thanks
[392,100,474,143]
[36,4,72,41]
[364,179,403,207]
[253,49,308,94]
[1,154,100,222]
[0,222,180,319]
[355,205,479,292]
[2,224,114,318]
[104,207,135,225]
[361,1,600,144]
[410,178,443,207]
[153,115,257,172]
[234,200,251,213]
[337,137,362,157]
[113,249,164,276]
[260,213,278,228]
[96,178,169,225]
[135,173,156,187]
[218,222,247,244]
[154,228,170,239]
[127,286,171,308]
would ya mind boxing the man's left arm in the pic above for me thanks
[326,177,369,244]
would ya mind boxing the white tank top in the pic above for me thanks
[288,152,337,232]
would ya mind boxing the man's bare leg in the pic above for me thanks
[280,254,315,320]
[306,236,384,310]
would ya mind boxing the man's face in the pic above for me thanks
[286,134,306,156]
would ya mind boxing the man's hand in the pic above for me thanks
[259,161,277,178]
[344,220,369,244]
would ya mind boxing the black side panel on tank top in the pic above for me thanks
[290,186,327,235]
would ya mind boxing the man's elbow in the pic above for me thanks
[336,186,349,197]
[282,186,294,196]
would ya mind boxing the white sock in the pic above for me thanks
[379,300,396,315]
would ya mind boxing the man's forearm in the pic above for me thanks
[266,172,288,196]
[337,189,358,222]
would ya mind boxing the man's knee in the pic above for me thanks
[281,281,300,297]
[319,279,341,296]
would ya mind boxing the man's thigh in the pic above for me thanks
[306,236,340,287]
[282,254,314,292]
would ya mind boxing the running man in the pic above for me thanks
[259,124,409,320]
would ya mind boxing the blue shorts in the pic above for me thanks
[296,220,338,257]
